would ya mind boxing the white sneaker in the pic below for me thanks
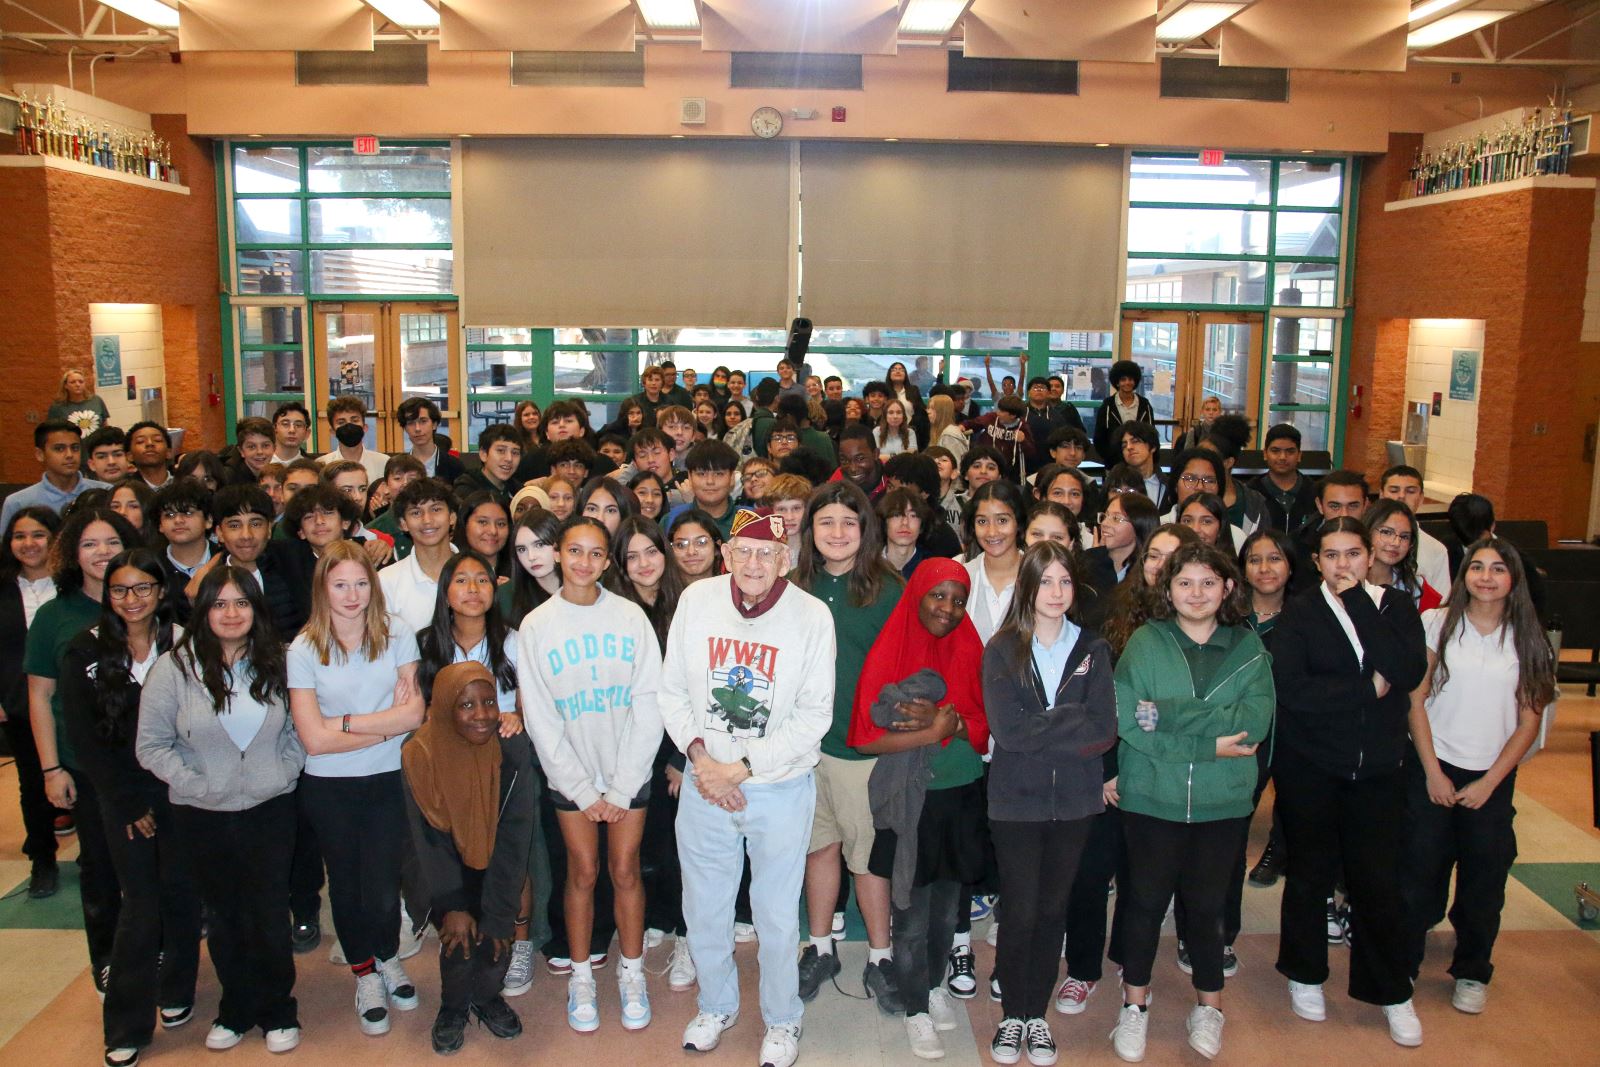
[905,1013,945,1060]
[375,956,418,1011]
[355,972,389,1035]
[1110,1004,1148,1063]
[502,940,536,997]
[1452,979,1488,1014]
[397,917,424,961]
[734,922,758,943]
[669,935,698,992]
[927,986,960,1031]
[645,927,666,949]
[682,1010,737,1051]
[264,1026,300,1054]
[205,1024,244,1051]
[1288,980,1326,1022]
[1185,1005,1224,1060]
[567,974,599,1033]
[1383,999,1423,1047]
[759,1022,802,1067]
[619,967,652,1031]
[831,910,846,936]
[986,917,1000,947]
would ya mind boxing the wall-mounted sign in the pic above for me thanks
[93,334,122,388]
[1449,348,1480,402]
[353,135,380,155]
[1200,149,1225,166]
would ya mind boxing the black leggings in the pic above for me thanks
[299,771,405,969]
[992,818,1091,1019]
[891,879,964,1016]
[1064,806,1126,982]
[1119,811,1250,994]
[1,713,60,867]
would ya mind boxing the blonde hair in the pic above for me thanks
[928,394,956,441]
[57,368,94,403]
[763,474,812,506]
[301,539,392,666]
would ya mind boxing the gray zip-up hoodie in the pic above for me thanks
[136,649,305,812]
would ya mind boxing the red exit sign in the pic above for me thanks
[1199,148,1225,166]
[353,135,380,155]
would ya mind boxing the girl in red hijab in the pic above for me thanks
[848,557,989,1061]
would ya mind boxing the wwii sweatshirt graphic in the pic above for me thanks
[705,635,779,738]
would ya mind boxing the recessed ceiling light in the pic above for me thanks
[1302,148,1316,154]
[1155,2,1247,44]
[636,0,699,31]
[1407,10,1511,49]
[884,137,900,142]
[366,0,440,29]
[1095,142,1111,147]
[670,134,685,138]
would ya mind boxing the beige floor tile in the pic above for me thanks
[0,928,88,1046]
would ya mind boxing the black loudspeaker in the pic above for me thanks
[490,364,507,387]
[785,317,813,366]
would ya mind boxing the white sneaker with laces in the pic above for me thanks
[669,935,698,991]
[645,928,666,949]
[1288,980,1326,1022]
[682,1010,737,1051]
[927,987,960,1032]
[1452,979,1488,1014]
[1054,977,1095,1015]
[904,1013,945,1060]
[734,922,757,943]
[376,956,417,1011]
[1110,1004,1148,1063]
[1383,999,1423,1047]
[831,911,846,936]
[759,1022,802,1067]
[1185,1005,1224,1060]
[567,974,600,1033]
[264,1026,300,1054]
[619,968,652,1030]
[502,940,536,997]
[397,917,424,961]
[355,972,390,1035]
[205,1024,244,1050]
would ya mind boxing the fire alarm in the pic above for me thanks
[831,106,846,122]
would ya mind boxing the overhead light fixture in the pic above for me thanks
[1408,0,1462,22]
[884,137,900,142]
[1155,2,1248,44]
[366,0,440,29]
[1095,142,1112,147]
[100,0,179,28]
[670,133,686,138]
[1407,9,1511,48]
[636,0,700,31]
[899,0,968,36]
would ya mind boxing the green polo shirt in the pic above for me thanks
[368,509,414,561]
[805,567,901,761]
[928,729,984,790]
[1170,619,1244,697]
[22,590,100,768]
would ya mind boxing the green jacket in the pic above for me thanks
[1113,619,1274,824]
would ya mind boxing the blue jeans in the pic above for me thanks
[677,771,816,1027]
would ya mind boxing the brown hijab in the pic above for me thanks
[402,662,501,870]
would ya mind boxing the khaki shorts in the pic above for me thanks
[808,753,878,874]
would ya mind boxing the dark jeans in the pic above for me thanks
[299,771,404,968]
[1273,746,1412,1006]
[1,713,59,866]
[172,793,299,1033]
[1403,760,1518,985]
[891,879,963,1016]
[992,818,1091,1019]
[1064,806,1127,982]
[642,758,685,936]
[289,794,324,925]
[1176,748,1274,948]
[1120,811,1250,994]
[69,768,121,975]
[436,869,512,1012]
[99,793,202,1049]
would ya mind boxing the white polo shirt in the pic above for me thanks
[378,547,455,633]
[317,446,390,484]
[1421,608,1523,772]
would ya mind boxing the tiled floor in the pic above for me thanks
[3,690,1600,1065]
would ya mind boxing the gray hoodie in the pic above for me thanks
[136,649,305,812]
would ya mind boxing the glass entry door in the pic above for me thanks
[312,301,461,453]
[1120,309,1263,445]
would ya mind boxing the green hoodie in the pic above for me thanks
[1113,619,1275,824]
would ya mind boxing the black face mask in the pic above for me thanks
[334,423,365,448]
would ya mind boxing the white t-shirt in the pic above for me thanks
[379,548,456,634]
[1320,581,1385,664]
[1421,608,1523,772]
[317,446,390,484]
[964,554,1015,646]
[288,615,420,778]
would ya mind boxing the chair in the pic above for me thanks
[1547,580,1600,697]
[1495,520,1550,553]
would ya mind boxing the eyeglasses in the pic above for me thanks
[109,582,159,601]
[1101,513,1131,527]
[769,434,798,445]
[276,419,308,430]
[1375,526,1413,543]
[672,536,713,551]
[1179,473,1218,488]
[729,545,780,564]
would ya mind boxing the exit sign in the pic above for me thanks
[353,135,380,155]
[1200,148,1225,166]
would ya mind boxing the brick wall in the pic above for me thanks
[1349,133,1600,539]
[0,115,220,483]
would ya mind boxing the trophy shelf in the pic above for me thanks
[0,154,190,195]
[1384,174,1594,213]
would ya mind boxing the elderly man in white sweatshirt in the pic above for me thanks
[660,508,836,1067]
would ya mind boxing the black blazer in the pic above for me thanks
[1270,583,1427,780]
[0,578,29,722]
[1092,394,1155,466]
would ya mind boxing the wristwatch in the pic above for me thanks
[740,756,754,777]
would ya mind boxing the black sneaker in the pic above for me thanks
[27,863,58,899]
[862,959,904,1015]
[1222,945,1239,978]
[471,996,522,1039]
[1176,941,1192,975]
[796,944,840,1003]
[1326,899,1347,945]
[94,965,110,1003]
[946,946,977,999]
[431,1007,468,1055]
[1024,1017,1058,1066]
[989,975,1002,1002]
[291,918,321,954]
[1248,841,1283,887]
[990,1016,1025,1065]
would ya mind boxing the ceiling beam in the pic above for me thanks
[1502,1,1600,60]
[940,0,977,46]
[1157,0,1261,56]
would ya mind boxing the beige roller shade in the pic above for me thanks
[799,143,1122,330]
[462,139,793,329]
[177,0,373,51]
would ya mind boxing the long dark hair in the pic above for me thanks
[1178,491,1235,554]
[610,516,685,651]
[417,550,518,704]
[1238,526,1298,588]
[1165,446,1227,506]
[108,478,158,543]
[626,470,670,521]
[794,479,900,607]
[0,506,61,583]
[175,564,288,711]
[91,548,177,742]
[454,491,513,576]
[1364,498,1420,595]
[1432,536,1555,712]
[577,475,639,529]
[666,508,726,577]
[961,479,1029,562]
[508,506,563,627]
[1102,522,1199,656]
[1149,540,1250,627]
[995,541,1087,672]
[51,507,139,595]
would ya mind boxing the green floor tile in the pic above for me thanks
[1510,862,1600,929]
[0,864,86,931]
